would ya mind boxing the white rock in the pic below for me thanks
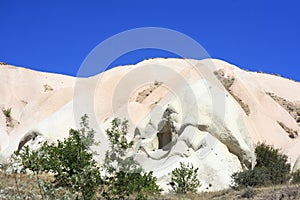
[1,58,300,192]
[293,156,300,172]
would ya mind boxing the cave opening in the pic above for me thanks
[157,122,172,150]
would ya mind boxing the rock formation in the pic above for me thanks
[0,58,300,192]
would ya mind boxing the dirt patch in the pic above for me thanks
[160,185,300,200]
[135,81,162,103]
[1,107,19,133]
[267,92,300,125]
[0,172,299,200]
[214,70,250,116]
[278,121,298,139]
[230,93,251,116]
[43,84,54,92]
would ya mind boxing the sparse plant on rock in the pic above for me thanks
[2,107,11,119]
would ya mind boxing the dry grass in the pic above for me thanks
[0,172,54,199]
[1,172,299,199]
[158,185,300,200]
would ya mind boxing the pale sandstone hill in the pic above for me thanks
[0,59,299,192]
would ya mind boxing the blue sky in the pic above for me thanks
[1,1,299,80]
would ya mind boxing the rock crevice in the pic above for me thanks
[214,69,250,116]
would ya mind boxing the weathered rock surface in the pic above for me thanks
[267,92,300,125]
[0,58,300,192]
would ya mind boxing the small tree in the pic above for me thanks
[102,118,161,199]
[15,114,102,200]
[169,162,201,194]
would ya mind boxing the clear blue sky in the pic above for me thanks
[1,1,299,80]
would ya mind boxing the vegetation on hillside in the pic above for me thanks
[232,143,291,189]
[9,115,161,200]
[0,116,300,199]
[14,114,101,199]
[101,118,161,199]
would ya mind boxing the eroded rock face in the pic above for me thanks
[0,114,8,153]
[135,81,162,103]
[214,69,250,116]
[278,121,298,139]
[267,92,300,125]
[17,131,44,152]
[1,58,300,193]
[132,79,255,192]
[134,125,244,192]
[0,107,20,133]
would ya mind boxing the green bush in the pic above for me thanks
[291,170,300,184]
[14,116,161,199]
[15,114,102,200]
[255,143,290,184]
[107,171,161,200]
[2,107,12,118]
[102,118,161,199]
[232,167,271,188]
[169,162,201,194]
[232,143,291,189]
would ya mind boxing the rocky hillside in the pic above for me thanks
[0,58,300,192]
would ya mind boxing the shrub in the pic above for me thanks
[13,116,161,199]
[232,143,291,189]
[255,143,291,184]
[102,118,161,199]
[232,167,271,188]
[108,171,161,200]
[15,114,102,200]
[169,162,201,194]
[291,170,300,184]
[2,107,12,119]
